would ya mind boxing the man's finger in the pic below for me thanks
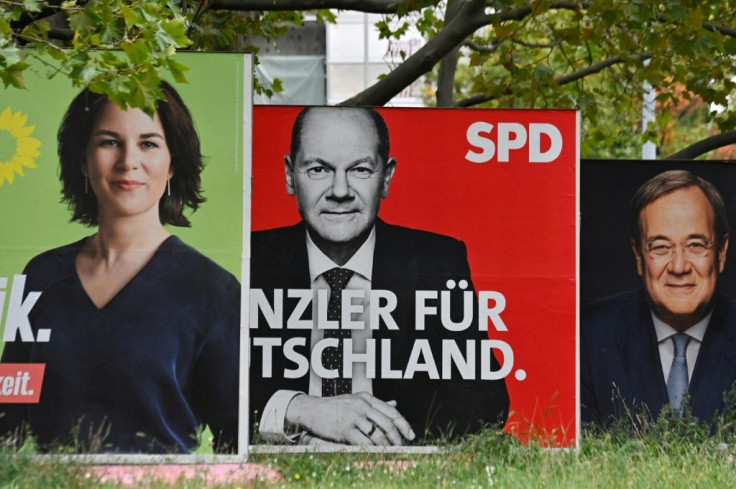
[349,415,379,446]
[363,408,405,446]
[362,420,393,446]
[364,397,415,441]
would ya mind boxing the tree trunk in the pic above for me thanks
[665,131,736,159]
[435,0,461,107]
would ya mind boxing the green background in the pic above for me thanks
[0,52,246,290]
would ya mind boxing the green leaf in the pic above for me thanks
[1,62,30,88]
[271,78,284,93]
[120,4,143,26]
[0,45,21,65]
[166,57,189,83]
[21,0,43,13]
[0,17,11,36]
[161,18,192,47]
[314,9,337,24]
[47,48,67,61]
[122,39,150,65]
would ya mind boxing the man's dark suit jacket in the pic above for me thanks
[581,289,736,426]
[249,219,510,442]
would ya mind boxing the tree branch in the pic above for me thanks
[703,22,736,38]
[488,1,588,24]
[456,94,494,107]
[207,0,438,14]
[463,38,560,54]
[555,53,648,84]
[463,39,502,53]
[47,26,73,40]
[457,53,650,107]
[665,131,736,159]
[515,38,562,49]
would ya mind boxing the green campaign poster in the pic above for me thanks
[0,52,251,458]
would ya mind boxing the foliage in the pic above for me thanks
[0,0,306,112]
[433,1,736,158]
[1,0,735,155]
[1,0,192,113]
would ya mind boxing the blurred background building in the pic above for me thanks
[251,12,426,106]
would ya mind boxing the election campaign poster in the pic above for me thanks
[581,160,736,427]
[0,52,251,459]
[249,106,579,450]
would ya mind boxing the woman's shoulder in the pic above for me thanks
[23,239,87,290]
[161,235,240,288]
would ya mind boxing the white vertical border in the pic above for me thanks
[575,109,581,451]
[239,53,254,459]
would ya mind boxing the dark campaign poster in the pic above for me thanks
[580,160,736,428]
[249,106,579,449]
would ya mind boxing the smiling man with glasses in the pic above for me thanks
[582,169,736,426]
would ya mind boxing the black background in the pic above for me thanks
[581,159,736,305]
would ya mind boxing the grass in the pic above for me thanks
[248,428,736,489]
[1,422,735,489]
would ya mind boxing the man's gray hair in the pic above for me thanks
[630,169,729,250]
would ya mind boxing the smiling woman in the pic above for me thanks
[0,83,240,454]
[84,103,173,229]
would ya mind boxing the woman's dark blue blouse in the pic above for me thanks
[0,236,240,453]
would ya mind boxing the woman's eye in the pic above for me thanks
[99,139,118,147]
[141,141,159,149]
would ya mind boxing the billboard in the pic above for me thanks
[249,106,579,449]
[0,53,251,459]
[581,160,736,426]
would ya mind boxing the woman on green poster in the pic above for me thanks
[0,82,239,454]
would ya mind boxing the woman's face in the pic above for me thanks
[85,101,172,223]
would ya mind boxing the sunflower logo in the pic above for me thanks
[0,107,42,186]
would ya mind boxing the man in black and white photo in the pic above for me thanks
[249,106,509,447]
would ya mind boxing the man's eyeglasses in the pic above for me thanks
[645,238,714,260]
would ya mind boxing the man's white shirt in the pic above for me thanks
[258,228,376,442]
[652,311,710,383]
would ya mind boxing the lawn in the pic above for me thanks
[2,416,735,489]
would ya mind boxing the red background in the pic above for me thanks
[251,106,578,446]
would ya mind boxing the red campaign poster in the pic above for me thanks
[249,106,578,449]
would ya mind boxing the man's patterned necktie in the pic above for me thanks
[321,267,354,397]
[667,332,691,412]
